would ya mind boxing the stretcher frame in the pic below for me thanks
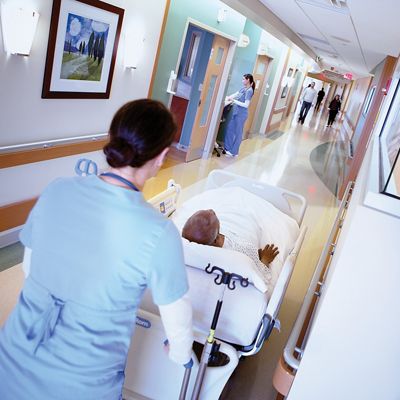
[122,170,307,400]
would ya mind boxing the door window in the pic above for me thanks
[200,75,217,126]
[184,32,201,79]
[215,47,224,65]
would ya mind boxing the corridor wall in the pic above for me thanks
[150,0,246,106]
[0,0,166,147]
[0,0,168,241]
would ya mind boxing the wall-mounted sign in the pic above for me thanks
[238,34,250,48]
[343,73,353,80]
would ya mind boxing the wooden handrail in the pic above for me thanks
[0,134,108,169]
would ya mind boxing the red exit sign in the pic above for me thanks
[343,73,353,80]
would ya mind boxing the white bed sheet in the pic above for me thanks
[172,186,299,291]
[140,186,300,346]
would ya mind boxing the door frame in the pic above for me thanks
[168,18,237,159]
[247,55,273,134]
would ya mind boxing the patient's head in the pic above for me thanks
[182,209,220,246]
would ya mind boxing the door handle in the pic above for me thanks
[198,99,202,107]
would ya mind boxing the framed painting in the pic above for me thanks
[42,0,124,99]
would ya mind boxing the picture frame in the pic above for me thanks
[42,0,124,99]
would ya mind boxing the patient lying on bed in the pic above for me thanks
[182,209,279,285]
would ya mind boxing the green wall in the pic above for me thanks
[225,19,262,95]
[216,19,262,142]
[151,0,246,105]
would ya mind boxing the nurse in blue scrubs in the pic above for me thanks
[0,99,193,399]
[223,73,255,157]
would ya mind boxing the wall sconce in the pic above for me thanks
[217,8,227,23]
[124,32,145,69]
[0,3,40,56]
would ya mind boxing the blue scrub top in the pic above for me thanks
[0,175,188,399]
[232,86,254,117]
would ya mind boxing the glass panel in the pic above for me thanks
[184,33,201,79]
[215,47,224,65]
[256,62,266,75]
[200,75,217,127]
[384,152,400,197]
[363,86,376,115]
[379,79,400,199]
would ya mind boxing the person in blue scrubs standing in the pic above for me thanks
[0,99,193,399]
[223,73,255,157]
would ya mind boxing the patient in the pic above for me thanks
[182,209,279,284]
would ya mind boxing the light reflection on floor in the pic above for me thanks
[0,109,348,399]
[143,110,346,399]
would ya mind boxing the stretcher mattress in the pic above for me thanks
[141,187,299,347]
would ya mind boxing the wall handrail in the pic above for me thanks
[283,181,354,371]
[0,133,108,154]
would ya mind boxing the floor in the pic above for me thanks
[0,105,347,399]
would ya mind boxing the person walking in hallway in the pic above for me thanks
[327,94,342,127]
[298,81,317,124]
[223,73,255,157]
[315,87,325,111]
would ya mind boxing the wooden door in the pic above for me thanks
[186,35,230,162]
[243,55,270,138]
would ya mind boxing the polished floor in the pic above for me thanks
[149,105,345,399]
[0,105,346,399]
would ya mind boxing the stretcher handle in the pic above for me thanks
[179,359,193,400]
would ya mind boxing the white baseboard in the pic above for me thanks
[0,226,22,248]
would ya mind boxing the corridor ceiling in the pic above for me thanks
[227,0,400,79]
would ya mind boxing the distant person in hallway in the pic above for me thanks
[315,87,325,111]
[298,81,317,124]
[327,94,342,127]
[0,99,193,400]
[182,209,280,286]
[223,73,255,157]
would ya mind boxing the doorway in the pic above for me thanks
[169,23,233,162]
[243,54,271,137]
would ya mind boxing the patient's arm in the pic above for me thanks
[259,244,279,265]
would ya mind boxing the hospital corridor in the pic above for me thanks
[1,0,400,399]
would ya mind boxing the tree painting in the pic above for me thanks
[60,13,109,81]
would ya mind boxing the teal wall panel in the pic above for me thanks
[151,0,246,105]
[226,19,262,96]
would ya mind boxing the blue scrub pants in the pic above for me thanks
[224,113,248,155]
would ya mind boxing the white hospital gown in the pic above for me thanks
[223,231,272,287]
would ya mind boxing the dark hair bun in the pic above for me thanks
[104,137,137,168]
[103,99,177,168]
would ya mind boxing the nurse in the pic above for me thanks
[223,73,255,157]
[0,99,193,399]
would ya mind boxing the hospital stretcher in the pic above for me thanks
[121,169,307,400]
